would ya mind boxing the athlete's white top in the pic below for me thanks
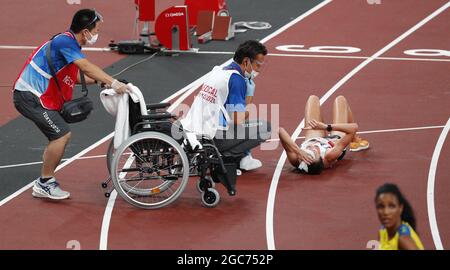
[300,137,335,159]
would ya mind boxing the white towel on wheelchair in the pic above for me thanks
[100,83,148,149]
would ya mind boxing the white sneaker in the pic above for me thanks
[239,154,262,171]
[32,177,70,200]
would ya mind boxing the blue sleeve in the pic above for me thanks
[398,224,411,237]
[225,73,246,112]
[53,35,85,65]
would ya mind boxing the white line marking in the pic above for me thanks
[99,190,117,250]
[0,154,107,170]
[264,125,445,142]
[265,1,450,250]
[270,53,450,62]
[0,161,43,169]
[100,153,135,250]
[427,118,449,250]
[1,125,444,169]
[259,1,330,44]
[75,154,107,160]
[356,125,446,135]
[4,45,449,62]
[196,51,234,55]
[0,45,112,52]
[0,45,37,50]
[171,51,450,63]
[0,133,114,207]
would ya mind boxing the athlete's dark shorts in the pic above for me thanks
[13,90,70,141]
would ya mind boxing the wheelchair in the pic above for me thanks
[101,101,241,209]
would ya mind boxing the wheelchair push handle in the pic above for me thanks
[141,112,176,120]
[146,102,171,110]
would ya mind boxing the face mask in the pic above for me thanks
[85,31,98,45]
[244,60,259,80]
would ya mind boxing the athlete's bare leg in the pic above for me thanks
[304,95,326,140]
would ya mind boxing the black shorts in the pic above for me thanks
[13,90,70,141]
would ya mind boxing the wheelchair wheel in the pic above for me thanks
[111,132,189,209]
[196,176,215,193]
[201,188,220,208]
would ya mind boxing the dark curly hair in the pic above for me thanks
[233,40,268,64]
[70,9,102,33]
[299,157,324,175]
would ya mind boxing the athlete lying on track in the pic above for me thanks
[279,95,369,175]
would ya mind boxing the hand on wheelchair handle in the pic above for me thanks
[111,79,129,94]
[118,79,129,84]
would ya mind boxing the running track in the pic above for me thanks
[0,0,449,250]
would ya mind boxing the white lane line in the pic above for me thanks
[270,53,450,62]
[99,0,334,250]
[259,0,331,44]
[356,125,446,135]
[0,45,112,52]
[427,118,450,250]
[265,1,450,250]
[377,56,450,62]
[0,155,106,170]
[5,46,449,63]
[0,45,38,50]
[1,125,444,169]
[0,133,114,207]
[99,190,117,250]
[191,51,450,63]
[264,125,445,143]
[0,161,43,169]
[99,153,135,250]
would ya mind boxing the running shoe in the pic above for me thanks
[350,136,370,152]
[32,177,70,200]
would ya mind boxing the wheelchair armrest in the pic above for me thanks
[146,102,171,110]
[141,112,175,120]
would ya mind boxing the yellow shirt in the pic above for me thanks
[379,222,424,250]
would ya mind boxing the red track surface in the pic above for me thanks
[0,0,449,250]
